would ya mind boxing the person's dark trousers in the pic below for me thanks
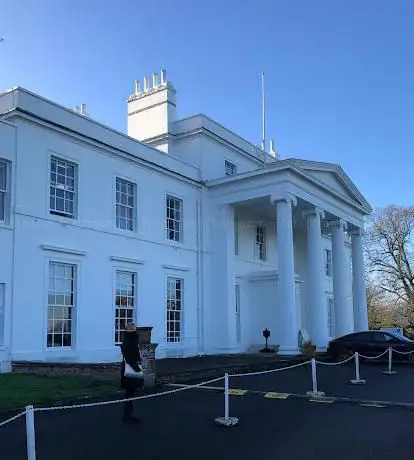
[123,387,136,421]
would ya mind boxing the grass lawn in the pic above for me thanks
[0,374,120,411]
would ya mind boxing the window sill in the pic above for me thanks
[45,348,77,359]
[49,213,77,224]
[166,238,184,247]
[0,221,13,231]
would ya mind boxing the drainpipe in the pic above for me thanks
[196,185,206,355]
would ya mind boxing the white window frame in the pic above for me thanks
[166,195,183,242]
[327,297,335,338]
[255,225,266,261]
[114,270,137,345]
[0,159,10,224]
[115,177,136,232]
[166,277,184,343]
[324,249,333,277]
[49,156,77,219]
[0,283,5,347]
[47,261,77,349]
[225,160,237,176]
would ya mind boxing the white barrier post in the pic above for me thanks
[306,358,325,397]
[350,352,366,384]
[224,373,229,420]
[214,373,239,427]
[383,347,396,375]
[25,405,36,460]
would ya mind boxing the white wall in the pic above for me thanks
[9,119,202,361]
[174,136,261,181]
[0,121,16,371]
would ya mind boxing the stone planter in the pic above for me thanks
[136,326,153,345]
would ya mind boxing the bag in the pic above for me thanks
[124,360,144,379]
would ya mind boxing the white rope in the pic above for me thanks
[231,360,311,378]
[316,353,356,366]
[359,349,389,360]
[0,411,25,428]
[392,348,414,355]
[34,376,224,413]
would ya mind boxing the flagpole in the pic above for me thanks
[261,72,266,163]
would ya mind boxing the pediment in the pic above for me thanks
[288,159,372,213]
[306,170,359,203]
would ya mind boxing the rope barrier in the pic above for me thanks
[0,411,25,428]
[316,354,355,366]
[392,348,414,355]
[358,349,389,360]
[35,375,225,413]
[231,360,311,378]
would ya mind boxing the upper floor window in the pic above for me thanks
[324,249,332,277]
[225,160,237,176]
[0,160,9,223]
[50,156,77,219]
[166,195,183,242]
[255,225,266,260]
[116,178,136,231]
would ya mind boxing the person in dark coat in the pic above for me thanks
[120,322,143,422]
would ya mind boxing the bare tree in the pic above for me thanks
[365,205,414,326]
[366,280,395,329]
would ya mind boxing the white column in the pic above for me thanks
[304,207,329,348]
[210,204,237,351]
[272,193,298,352]
[331,219,354,337]
[351,227,368,331]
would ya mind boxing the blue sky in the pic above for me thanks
[1,0,414,209]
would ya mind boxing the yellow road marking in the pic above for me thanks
[264,392,290,399]
[228,389,248,396]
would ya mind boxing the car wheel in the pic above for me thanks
[337,349,353,362]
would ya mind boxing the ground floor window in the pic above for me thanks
[327,298,335,338]
[0,284,4,346]
[114,271,136,344]
[166,277,183,343]
[47,262,76,348]
[235,284,241,343]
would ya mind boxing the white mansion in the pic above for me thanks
[0,71,371,370]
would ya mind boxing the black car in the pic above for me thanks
[327,330,414,362]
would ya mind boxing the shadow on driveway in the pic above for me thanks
[1,388,414,460]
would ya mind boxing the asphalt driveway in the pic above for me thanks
[2,385,414,460]
[226,361,414,403]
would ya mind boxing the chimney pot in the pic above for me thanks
[143,76,149,92]
[152,73,159,89]
[160,69,167,86]
[134,80,141,95]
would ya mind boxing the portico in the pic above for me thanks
[206,159,372,354]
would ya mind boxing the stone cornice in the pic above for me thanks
[270,192,297,207]
[302,206,325,219]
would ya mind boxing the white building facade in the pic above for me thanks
[0,71,371,370]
